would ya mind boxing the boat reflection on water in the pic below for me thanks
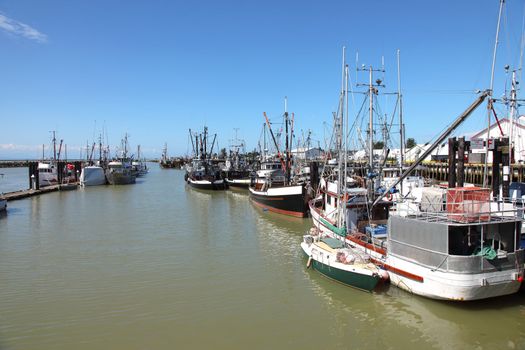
[303,268,525,349]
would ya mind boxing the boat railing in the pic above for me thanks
[395,197,523,225]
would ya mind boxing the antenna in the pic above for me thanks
[484,0,505,187]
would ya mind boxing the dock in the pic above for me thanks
[4,183,79,202]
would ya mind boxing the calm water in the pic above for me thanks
[0,167,29,193]
[0,165,524,349]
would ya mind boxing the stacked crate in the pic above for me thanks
[446,187,491,223]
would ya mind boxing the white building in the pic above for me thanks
[290,147,322,160]
[350,145,447,163]
[404,143,449,162]
[469,116,525,163]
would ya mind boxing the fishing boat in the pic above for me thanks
[105,134,136,185]
[225,168,252,189]
[80,165,106,186]
[311,48,524,301]
[80,137,107,186]
[38,131,76,187]
[249,99,309,217]
[301,233,383,291]
[186,127,226,190]
[131,145,148,177]
[106,161,135,185]
[159,143,183,169]
[223,131,253,189]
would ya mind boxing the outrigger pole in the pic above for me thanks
[263,112,287,171]
[189,129,195,155]
[372,90,490,207]
[209,134,217,158]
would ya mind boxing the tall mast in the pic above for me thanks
[263,122,267,160]
[484,0,505,187]
[368,67,374,171]
[204,127,208,160]
[397,49,405,196]
[52,131,57,162]
[357,62,384,198]
[340,59,350,228]
[397,49,404,169]
[335,47,347,228]
[99,134,102,162]
[509,69,518,178]
[284,96,289,184]
[337,48,346,204]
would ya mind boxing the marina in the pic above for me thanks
[3,0,525,348]
[1,166,525,349]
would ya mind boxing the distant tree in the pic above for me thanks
[219,148,227,159]
[406,138,417,149]
[373,141,384,149]
[246,150,260,163]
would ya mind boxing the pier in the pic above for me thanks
[421,162,525,186]
[3,183,78,202]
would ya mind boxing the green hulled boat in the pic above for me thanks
[301,235,382,292]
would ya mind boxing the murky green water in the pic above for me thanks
[0,165,524,349]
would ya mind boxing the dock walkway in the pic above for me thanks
[3,183,78,201]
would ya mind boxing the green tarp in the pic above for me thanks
[473,246,497,260]
[320,237,345,249]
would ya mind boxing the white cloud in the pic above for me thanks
[0,13,47,43]
[0,143,40,151]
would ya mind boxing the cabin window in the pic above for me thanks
[327,196,331,205]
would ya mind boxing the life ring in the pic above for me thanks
[386,192,393,201]
[306,257,313,269]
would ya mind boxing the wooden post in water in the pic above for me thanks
[448,137,457,188]
[28,162,40,190]
[74,161,82,181]
[309,161,319,194]
[28,163,33,189]
[492,139,501,198]
[457,137,465,187]
[501,138,510,198]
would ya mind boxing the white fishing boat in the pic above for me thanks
[80,135,108,186]
[80,165,106,186]
[38,131,75,187]
[310,46,524,300]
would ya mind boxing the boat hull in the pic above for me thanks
[106,172,136,185]
[226,178,251,189]
[385,253,524,301]
[80,166,106,186]
[249,185,308,218]
[188,178,226,190]
[301,242,380,291]
[311,202,525,301]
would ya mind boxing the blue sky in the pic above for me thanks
[0,0,524,159]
